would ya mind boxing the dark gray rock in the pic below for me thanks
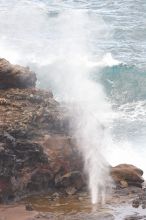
[0,58,36,89]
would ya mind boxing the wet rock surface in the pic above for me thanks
[132,188,146,210]
[1,190,146,220]
[125,215,146,220]
[32,212,115,220]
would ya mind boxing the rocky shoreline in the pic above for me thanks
[1,187,146,220]
[0,58,146,219]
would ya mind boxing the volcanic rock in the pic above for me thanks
[131,188,146,209]
[0,84,144,203]
[132,199,140,208]
[25,203,34,211]
[0,85,82,202]
[111,164,144,188]
[55,171,84,192]
[0,59,145,203]
[0,58,36,89]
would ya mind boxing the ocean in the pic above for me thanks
[0,0,146,199]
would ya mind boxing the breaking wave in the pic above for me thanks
[93,64,146,104]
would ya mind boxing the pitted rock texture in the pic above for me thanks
[0,88,144,202]
[0,87,79,202]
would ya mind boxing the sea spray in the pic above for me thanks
[0,0,146,203]
[0,2,114,203]
[41,9,113,204]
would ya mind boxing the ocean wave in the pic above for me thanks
[93,63,146,104]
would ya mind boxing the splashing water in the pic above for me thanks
[2,0,146,204]
[0,1,115,204]
[41,9,114,204]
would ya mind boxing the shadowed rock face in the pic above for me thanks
[0,58,36,89]
[0,76,86,202]
[0,87,79,202]
[0,60,144,203]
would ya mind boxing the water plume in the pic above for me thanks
[0,1,114,204]
[43,9,113,204]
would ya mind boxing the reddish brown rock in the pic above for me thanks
[0,58,36,89]
[111,164,144,188]
[42,135,83,175]
[0,87,81,202]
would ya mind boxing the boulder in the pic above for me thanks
[0,58,36,89]
[111,164,144,188]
